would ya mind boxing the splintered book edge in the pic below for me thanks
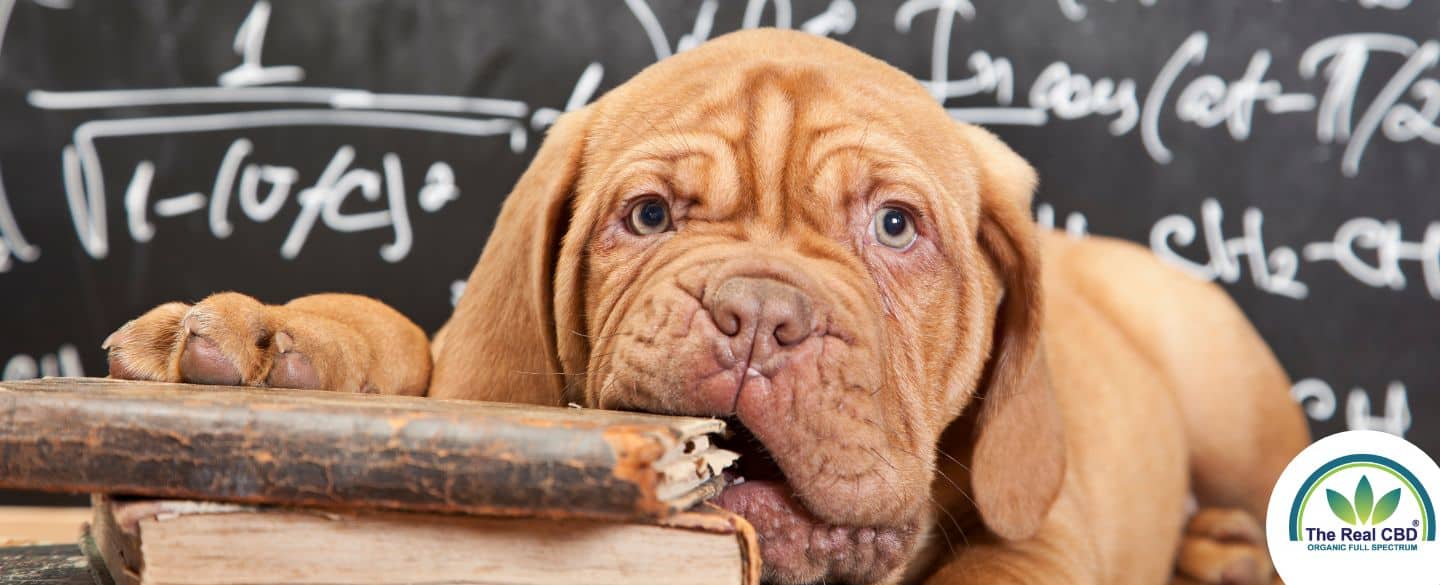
[650,431,741,507]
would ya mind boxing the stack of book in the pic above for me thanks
[0,378,757,585]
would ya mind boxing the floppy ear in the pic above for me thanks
[956,123,1067,541]
[428,109,592,405]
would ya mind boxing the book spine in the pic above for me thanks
[0,381,674,520]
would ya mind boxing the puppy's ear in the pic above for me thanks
[957,123,1067,541]
[429,109,592,405]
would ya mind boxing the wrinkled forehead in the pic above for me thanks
[578,60,982,233]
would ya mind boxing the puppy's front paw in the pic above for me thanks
[1173,508,1272,585]
[104,301,190,382]
[106,293,275,386]
[104,292,420,394]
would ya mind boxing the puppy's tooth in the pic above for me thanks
[274,331,295,354]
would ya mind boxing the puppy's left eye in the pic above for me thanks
[627,197,672,235]
[872,206,917,249]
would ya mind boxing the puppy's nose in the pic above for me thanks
[706,277,814,347]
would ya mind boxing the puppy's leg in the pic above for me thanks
[1172,508,1270,585]
[923,492,1102,585]
[925,542,1094,585]
[1047,236,1309,520]
[104,293,429,395]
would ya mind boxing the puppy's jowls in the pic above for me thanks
[107,29,1310,585]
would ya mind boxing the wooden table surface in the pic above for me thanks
[0,507,89,546]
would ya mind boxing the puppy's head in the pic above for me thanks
[454,29,1065,584]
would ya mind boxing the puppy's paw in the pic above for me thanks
[106,293,274,386]
[104,301,190,382]
[105,292,424,394]
[1174,508,1271,585]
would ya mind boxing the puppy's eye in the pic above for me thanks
[872,206,917,249]
[627,197,672,235]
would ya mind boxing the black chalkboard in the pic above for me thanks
[0,0,1434,501]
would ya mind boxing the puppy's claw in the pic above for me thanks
[274,331,295,354]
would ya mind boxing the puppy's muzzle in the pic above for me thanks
[697,275,815,409]
[707,276,814,345]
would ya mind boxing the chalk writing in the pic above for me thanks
[624,0,856,63]
[897,0,1046,125]
[8,1,1440,267]
[1293,378,1412,437]
[0,164,40,273]
[0,0,56,273]
[1301,34,1440,176]
[53,110,503,260]
[1055,0,1410,23]
[1150,198,1309,299]
[891,15,1440,176]
[2,344,83,381]
[23,0,530,261]
[218,1,304,88]
[451,279,466,307]
[1150,198,1440,300]
[1303,217,1440,299]
[1042,198,1440,300]
[1035,203,1090,238]
[118,137,460,262]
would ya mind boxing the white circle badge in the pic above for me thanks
[1267,430,1440,584]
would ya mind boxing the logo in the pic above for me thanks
[1268,431,1440,584]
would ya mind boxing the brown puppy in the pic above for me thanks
[104,30,1310,584]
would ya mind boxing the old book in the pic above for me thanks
[90,495,759,585]
[0,377,737,520]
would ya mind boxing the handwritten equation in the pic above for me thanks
[1,0,1436,278]
[911,22,1440,178]
[1148,198,1440,300]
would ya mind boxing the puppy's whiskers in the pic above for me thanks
[863,411,983,532]
[857,447,967,555]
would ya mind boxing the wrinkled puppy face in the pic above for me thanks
[541,33,1036,585]
[555,46,1011,584]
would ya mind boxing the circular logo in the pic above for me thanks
[1267,430,1440,584]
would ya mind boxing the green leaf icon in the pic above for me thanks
[1328,489,1357,525]
[1355,475,1374,524]
[1372,488,1402,525]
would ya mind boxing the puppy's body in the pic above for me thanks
[104,30,1308,584]
[922,232,1303,584]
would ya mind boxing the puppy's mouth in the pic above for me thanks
[711,419,911,584]
[716,417,788,486]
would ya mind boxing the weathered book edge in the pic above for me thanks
[670,504,761,585]
[0,378,732,521]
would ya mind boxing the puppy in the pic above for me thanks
[104,29,1310,584]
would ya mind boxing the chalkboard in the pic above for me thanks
[0,0,1434,480]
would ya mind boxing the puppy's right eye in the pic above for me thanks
[872,206,917,250]
[626,197,672,235]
